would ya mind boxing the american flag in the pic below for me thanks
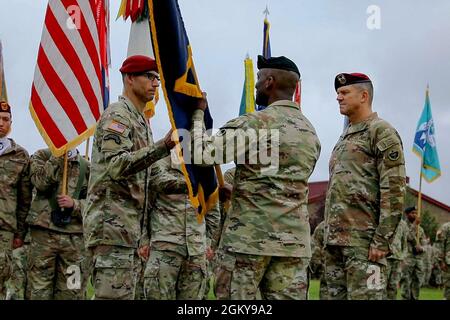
[30,0,110,157]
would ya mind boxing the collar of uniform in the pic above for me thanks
[118,95,147,123]
[267,100,299,110]
[0,138,16,156]
[345,112,378,135]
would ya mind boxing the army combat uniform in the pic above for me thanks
[0,138,32,299]
[435,222,450,299]
[385,218,408,299]
[191,100,321,300]
[143,155,221,300]
[400,220,426,300]
[27,149,90,300]
[324,112,406,300]
[83,96,169,300]
[5,231,30,300]
[309,221,328,300]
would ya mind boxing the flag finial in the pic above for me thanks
[263,5,270,19]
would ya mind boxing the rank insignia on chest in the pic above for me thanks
[388,150,399,161]
[107,120,127,134]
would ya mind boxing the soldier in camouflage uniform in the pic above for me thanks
[203,167,235,299]
[0,101,32,300]
[26,148,90,299]
[435,222,450,299]
[385,218,408,299]
[143,153,221,300]
[324,73,406,300]
[5,231,30,300]
[400,206,427,300]
[423,236,433,287]
[191,56,321,300]
[310,221,328,300]
[83,55,174,300]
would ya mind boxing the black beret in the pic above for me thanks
[405,206,417,214]
[257,55,300,77]
[335,73,372,91]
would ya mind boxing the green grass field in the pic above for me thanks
[88,278,444,300]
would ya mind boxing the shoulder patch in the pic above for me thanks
[388,149,400,161]
[107,120,128,134]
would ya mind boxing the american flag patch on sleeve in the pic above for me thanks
[107,120,127,134]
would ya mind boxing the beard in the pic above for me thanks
[255,91,269,107]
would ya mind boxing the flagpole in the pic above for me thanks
[416,152,424,243]
[85,137,90,161]
[62,150,69,196]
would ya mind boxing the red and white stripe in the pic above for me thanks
[30,0,108,152]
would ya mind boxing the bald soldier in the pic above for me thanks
[83,55,175,300]
[0,101,32,299]
[323,73,406,300]
[191,55,321,300]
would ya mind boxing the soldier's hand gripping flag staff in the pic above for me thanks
[119,0,221,222]
[29,0,110,193]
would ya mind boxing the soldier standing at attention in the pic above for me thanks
[143,152,221,300]
[0,101,32,299]
[385,217,408,299]
[400,206,427,300]
[27,148,90,299]
[83,55,175,300]
[191,55,321,300]
[323,73,406,300]
[435,222,450,300]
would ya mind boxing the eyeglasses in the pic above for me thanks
[140,72,160,83]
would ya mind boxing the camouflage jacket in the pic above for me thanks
[405,219,426,257]
[148,156,221,256]
[388,218,408,260]
[0,139,32,239]
[83,96,169,249]
[324,113,406,252]
[191,100,321,257]
[27,149,90,234]
[310,221,325,276]
[435,222,450,265]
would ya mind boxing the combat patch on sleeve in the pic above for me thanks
[104,134,122,145]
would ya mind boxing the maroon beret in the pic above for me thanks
[0,101,11,114]
[120,55,158,74]
[335,73,371,91]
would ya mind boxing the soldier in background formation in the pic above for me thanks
[385,217,408,299]
[0,101,32,299]
[400,206,427,300]
[26,148,90,299]
[143,152,221,299]
[310,221,327,299]
[82,55,175,300]
[323,73,406,300]
[191,55,321,300]
[435,222,450,299]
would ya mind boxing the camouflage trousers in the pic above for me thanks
[318,274,328,300]
[27,228,85,300]
[90,245,140,300]
[385,258,402,300]
[443,267,450,300]
[0,230,14,300]
[324,245,387,300]
[143,249,207,300]
[5,244,29,300]
[400,256,424,300]
[215,250,310,300]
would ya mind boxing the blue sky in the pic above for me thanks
[1,0,449,205]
